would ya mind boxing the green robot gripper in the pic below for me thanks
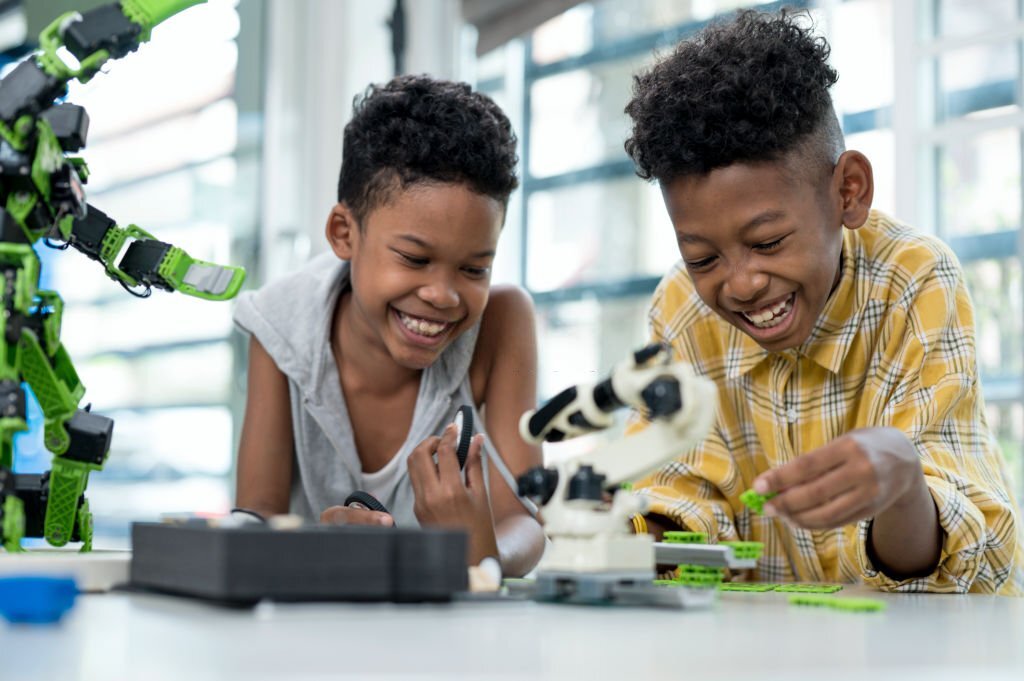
[720,540,765,560]
[663,531,708,544]
[739,489,777,515]
[788,594,886,612]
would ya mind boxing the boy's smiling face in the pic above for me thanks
[329,182,503,370]
[662,158,852,352]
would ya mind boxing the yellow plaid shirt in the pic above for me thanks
[632,210,1024,594]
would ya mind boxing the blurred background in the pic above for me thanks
[2,0,1021,544]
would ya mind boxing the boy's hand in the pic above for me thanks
[752,427,926,529]
[407,426,499,564]
[320,506,394,526]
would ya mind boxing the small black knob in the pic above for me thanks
[641,377,683,419]
[566,465,606,502]
[517,466,559,505]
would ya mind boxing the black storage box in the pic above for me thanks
[130,522,468,605]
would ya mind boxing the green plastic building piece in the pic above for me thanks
[719,582,778,592]
[788,594,886,612]
[675,563,724,588]
[663,530,708,544]
[774,584,844,593]
[720,540,764,560]
[740,488,777,515]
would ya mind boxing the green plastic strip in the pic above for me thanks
[774,584,844,593]
[789,594,886,612]
[663,530,708,544]
[719,583,778,592]
[721,540,765,559]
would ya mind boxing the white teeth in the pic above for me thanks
[742,295,793,329]
[397,310,449,337]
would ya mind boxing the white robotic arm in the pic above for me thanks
[514,344,717,592]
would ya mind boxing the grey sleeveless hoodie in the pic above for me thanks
[232,252,482,527]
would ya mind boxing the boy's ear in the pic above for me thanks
[833,150,874,229]
[325,202,359,259]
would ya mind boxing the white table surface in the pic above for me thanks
[2,585,1021,681]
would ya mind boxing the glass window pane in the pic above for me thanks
[963,258,1022,378]
[528,58,644,177]
[829,0,894,115]
[77,343,233,410]
[938,127,1020,236]
[88,476,231,544]
[589,0,697,45]
[66,0,239,138]
[846,129,895,216]
[937,42,1018,122]
[532,4,594,65]
[476,44,507,81]
[985,401,1024,497]
[531,0,779,66]
[535,295,653,463]
[84,99,238,191]
[62,294,234,357]
[937,0,1018,39]
[526,177,677,291]
[99,406,234,477]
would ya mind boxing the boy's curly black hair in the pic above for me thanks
[338,74,519,225]
[624,10,843,185]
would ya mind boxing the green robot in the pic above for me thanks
[0,0,245,552]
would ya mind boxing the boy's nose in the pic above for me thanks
[723,266,770,304]
[418,279,460,308]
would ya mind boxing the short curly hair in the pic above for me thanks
[337,75,519,225]
[624,9,844,185]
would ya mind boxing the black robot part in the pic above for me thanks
[62,4,143,61]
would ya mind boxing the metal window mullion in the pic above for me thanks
[1017,11,1024,450]
[918,21,1024,56]
[893,0,922,226]
[923,110,1024,145]
[520,35,533,292]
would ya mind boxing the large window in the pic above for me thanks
[919,0,1024,493]
[477,0,1024,495]
[8,0,261,543]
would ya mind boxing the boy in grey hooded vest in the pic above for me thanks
[233,76,544,577]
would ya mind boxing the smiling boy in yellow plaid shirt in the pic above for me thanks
[623,10,1023,594]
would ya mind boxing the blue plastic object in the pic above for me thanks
[0,576,78,624]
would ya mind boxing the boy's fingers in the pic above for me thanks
[767,464,858,517]
[320,505,348,524]
[464,435,485,492]
[788,492,873,530]
[754,444,845,494]
[320,506,393,526]
[435,423,463,480]
[407,436,442,488]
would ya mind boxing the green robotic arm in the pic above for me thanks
[0,0,246,551]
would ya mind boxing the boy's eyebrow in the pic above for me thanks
[677,209,787,243]
[396,234,495,258]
